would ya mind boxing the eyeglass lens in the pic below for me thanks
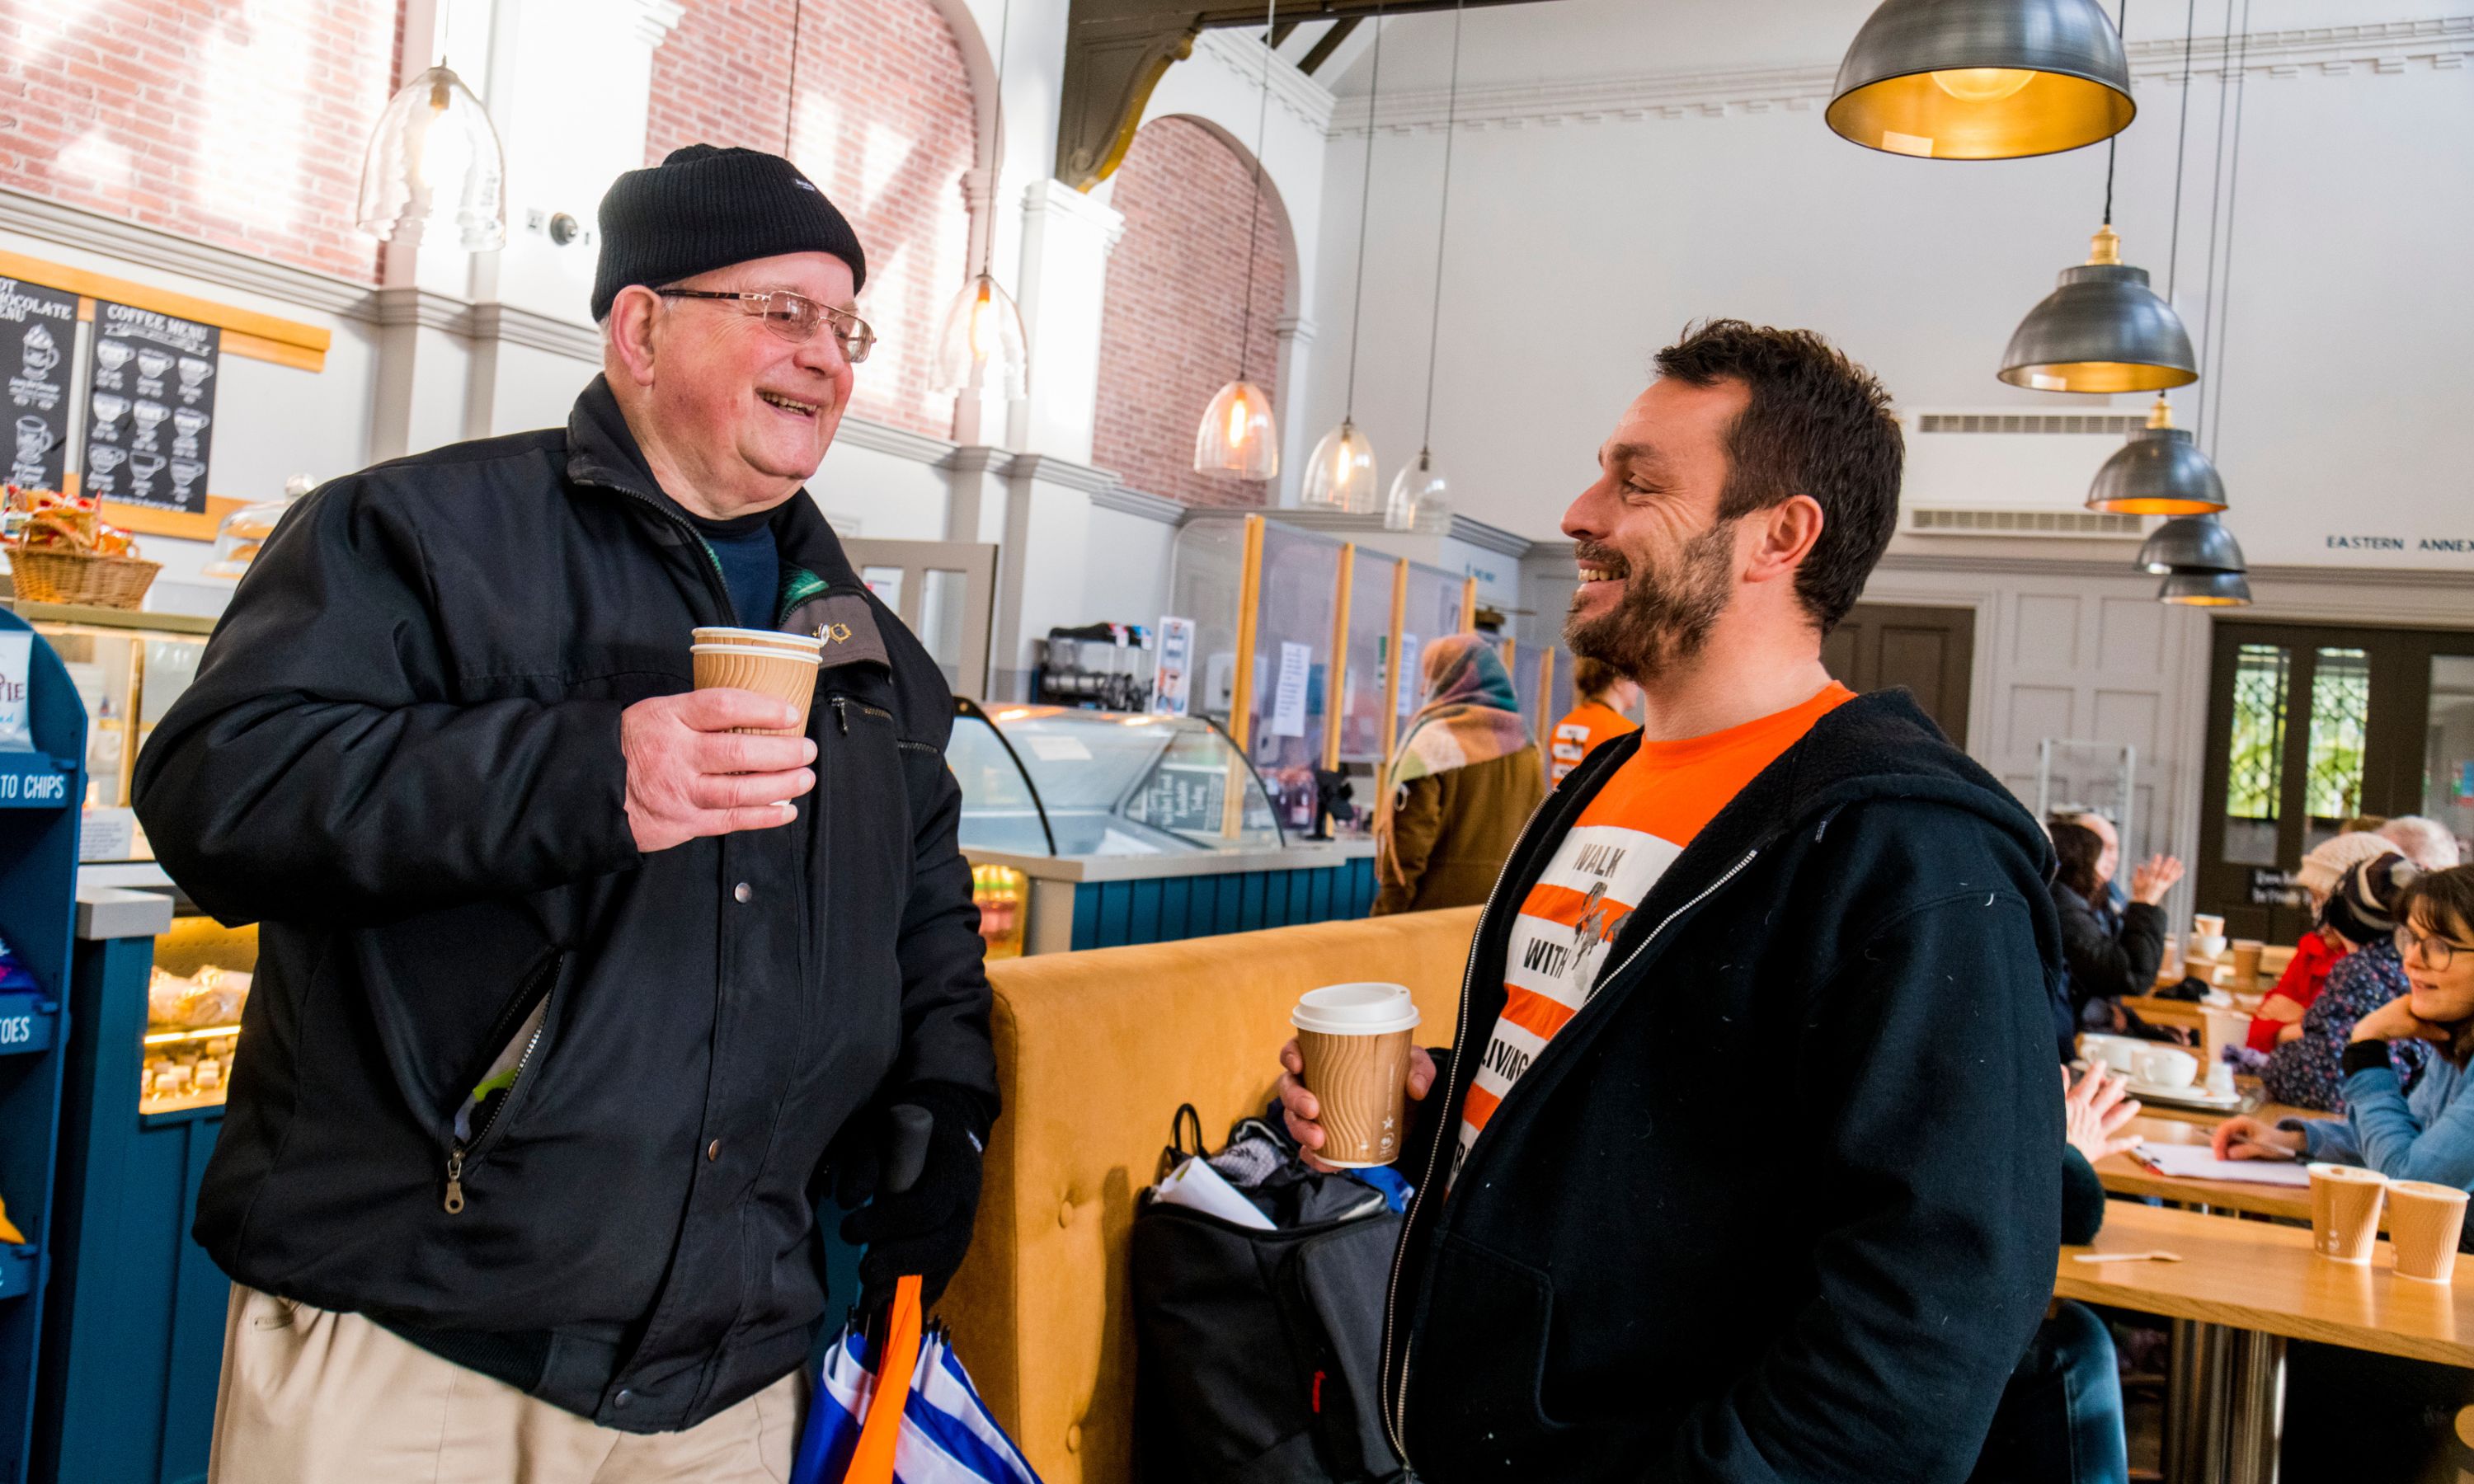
[755,294,872,363]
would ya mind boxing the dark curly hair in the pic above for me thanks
[2049,820,2104,904]
[1653,319,1904,636]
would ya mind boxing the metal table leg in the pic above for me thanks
[2166,1319,2233,1484]
[2222,1330,2287,1484]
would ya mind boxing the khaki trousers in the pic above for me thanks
[208,1285,805,1484]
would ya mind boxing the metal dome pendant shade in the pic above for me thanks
[2160,570,2252,606]
[1827,0,2135,159]
[2137,514,2246,575]
[355,64,506,250]
[2000,225,2198,392]
[1197,379,1279,481]
[1302,419,1380,512]
[2088,397,2226,514]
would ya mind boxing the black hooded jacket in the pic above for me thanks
[1380,690,2065,1482]
[131,378,996,1431]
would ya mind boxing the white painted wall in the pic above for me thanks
[1305,7,2474,570]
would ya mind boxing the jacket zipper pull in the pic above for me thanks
[831,696,849,735]
[444,1148,466,1214]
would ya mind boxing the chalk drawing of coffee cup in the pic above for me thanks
[131,400,167,450]
[172,407,207,458]
[90,392,129,438]
[177,355,214,389]
[135,349,172,382]
[126,453,166,494]
[169,458,206,500]
[85,445,126,483]
[21,326,57,378]
[15,413,51,454]
[95,340,132,372]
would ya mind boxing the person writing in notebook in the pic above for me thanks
[1277,321,2063,1482]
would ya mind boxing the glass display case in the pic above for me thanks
[5,600,215,861]
[138,913,254,1115]
[952,701,1282,857]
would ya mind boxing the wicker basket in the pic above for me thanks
[9,547,162,609]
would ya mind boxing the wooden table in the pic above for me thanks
[2094,1114,2352,1228]
[2124,994,2211,1033]
[2062,1201,2474,1483]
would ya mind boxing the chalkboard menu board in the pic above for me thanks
[82,300,219,514]
[1132,762,1226,838]
[0,278,78,492]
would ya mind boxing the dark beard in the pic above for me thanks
[1563,520,1736,684]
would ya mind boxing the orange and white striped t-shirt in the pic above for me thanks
[1547,700,1641,785]
[1451,683,1854,1188]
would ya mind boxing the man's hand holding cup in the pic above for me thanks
[621,688,817,853]
[1277,981,1435,1174]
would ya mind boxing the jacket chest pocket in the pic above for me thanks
[816,686,916,905]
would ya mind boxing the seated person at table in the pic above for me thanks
[2218,863,2474,1177]
[2255,853,2429,1112]
[2246,832,2396,1051]
[2049,819,2179,1036]
[2058,809,2129,937]
[1970,1064,2140,1484]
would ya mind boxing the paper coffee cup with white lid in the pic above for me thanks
[1293,983,1419,1169]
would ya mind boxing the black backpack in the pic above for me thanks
[1131,1106,1412,1484]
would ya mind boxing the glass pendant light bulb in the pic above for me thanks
[1385,448,1449,533]
[355,64,506,251]
[1300,419,1378,512]
[934,273,1029,398]
[1195,379,1278,481]
[1930,68,2036,103]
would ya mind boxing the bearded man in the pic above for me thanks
[1278,321,2065,1482]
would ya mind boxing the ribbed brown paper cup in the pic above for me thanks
[2388,1180,2468,1281]
[1293,982,1419,1169]
[2309,1162,2390,1264]
[691,643,821,736]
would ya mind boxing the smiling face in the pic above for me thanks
[2403,899,2474,1023]
[1559,377,1752,683]
[604,250,858,519]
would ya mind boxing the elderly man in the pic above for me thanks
[1279,322,2063,1481]
[134,146,995,1482]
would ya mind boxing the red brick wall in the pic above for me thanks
[1093,115,1288,510]
[0,0,397,283]
[647,0,976,440]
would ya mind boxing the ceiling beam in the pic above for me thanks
[1056,0,1559,190]
[1296,16,1361,77]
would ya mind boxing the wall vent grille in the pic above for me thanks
[1914,412,2147,435]
[1908,508,2147,538]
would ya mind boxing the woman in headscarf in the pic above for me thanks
[1372,634,1547,916]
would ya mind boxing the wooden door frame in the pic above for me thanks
[841,538,999,699]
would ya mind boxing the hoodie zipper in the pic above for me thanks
[1377,829,1766,1460]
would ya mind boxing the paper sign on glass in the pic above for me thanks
[1153,616,1195,716]
[1270,641,1311,739]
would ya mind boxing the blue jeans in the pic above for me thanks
[1969,1301,2128,1484]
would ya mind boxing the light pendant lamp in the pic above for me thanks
[1303,5,1389,513]
[2159,570,2252,606]
[1827,0,2134,159]
[2087,396,2225,514]
[355,63,506,250]
[2136,513,2246,575]
[1196,0,1283,481]
[934,0,1030,398]
[1387,0,1467,534]
[1999,224,2198,392]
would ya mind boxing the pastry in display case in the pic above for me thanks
[951,701,1283,857]
[139,914,255,1115]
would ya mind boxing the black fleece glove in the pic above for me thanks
[835,1082,991,1312]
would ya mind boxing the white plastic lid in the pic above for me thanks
[2308,1162,2387,1183]
[1292,982,1418,1036]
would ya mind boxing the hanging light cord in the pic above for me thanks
[2205,0,2252,460]
[1341,5,1385,420]
[2195,0,2236,388]
[783,0,804,157]
[1233,0,1277,385]
[1415,0,1466,455]
[2163,0,2198,303]
[2100,0,2128,224]
[977,0,1014,280]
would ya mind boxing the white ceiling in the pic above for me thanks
[1315,0,2472,97]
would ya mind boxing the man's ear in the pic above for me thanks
[605,287,662,388]
[1743,493,1824,587]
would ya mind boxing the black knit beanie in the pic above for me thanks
[2322,852,2416,946]
[590,144,867,322]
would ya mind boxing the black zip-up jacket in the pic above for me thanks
[2053,880,2166,1022]
[1379,690,2065,1482]
[131,378,996,1431]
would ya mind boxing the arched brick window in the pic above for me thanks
[647,0,977,439]
[0,0,397,281]
[1093,115,1290,510]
